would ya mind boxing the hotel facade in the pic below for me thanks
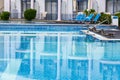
[1,0,120,20]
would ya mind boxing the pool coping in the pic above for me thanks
[82,30,120,41]
[100,60,120,64]
[0,22,90,26]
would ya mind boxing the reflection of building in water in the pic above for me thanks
[71,36,87,57]
[44,36,57,53]
[0,33,90,79]
[67,35,89,80]
[68,59,88,80]
[1,32,120,80]
[16,36,32,75]
[100,61,120,80]
[99,41,120,80]
[39,56,57,79]
[103,41,120,60]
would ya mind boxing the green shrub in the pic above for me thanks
[114,12,120,26]
[0,13,1,19]
[89,9,96,14]
[0,11,10,20]
[83,9,96,16]
[83,9,89,16]
[24,9,37,21]
[99,12,111,24]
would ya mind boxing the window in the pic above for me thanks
[115,0,120,12]
[77,0,88,12]
[106,0,120,14]
[21,0,31,17]
[45,0,58,20]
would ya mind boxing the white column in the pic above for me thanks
[57,0,62,21]
[97,0,106,12]
[17,0,21,18]
[31,0,34,9]
[88,0,93,10]
[37,0,45,19]
[73,0,77,11]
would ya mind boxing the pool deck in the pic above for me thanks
[82,29,120,41]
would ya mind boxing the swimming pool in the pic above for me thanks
[0,24,120,80]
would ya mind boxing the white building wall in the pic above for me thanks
[61,0,68,20]
[10,0,21,18]
[4,0,108,19]
[10,0,15,13]
[4,0,10,12]
[67,0,73,20]
[36,0,45,19]
[93,0,106,13]
[62,0,73,20]
[38,0,45,13]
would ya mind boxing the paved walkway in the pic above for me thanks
[104,30,120,39]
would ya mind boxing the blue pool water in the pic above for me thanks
[0,24,120,80]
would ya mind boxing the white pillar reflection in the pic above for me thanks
[10,36,16,59]
[30,38,33,75]
[87,42,93,80]
[4,35,10,59]
[56,33,60,80]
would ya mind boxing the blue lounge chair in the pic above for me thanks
[77,14,86,22]
[84,14,94,22]
[75,14,82,21]
[93,14,101,23]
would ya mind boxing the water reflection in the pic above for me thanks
[0,33,120,80]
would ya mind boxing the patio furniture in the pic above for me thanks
[76,14,86,22]
[84,14,94,22]
[93,14,101,23]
